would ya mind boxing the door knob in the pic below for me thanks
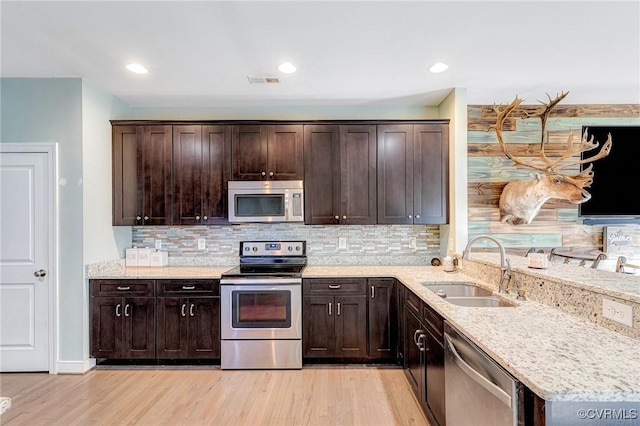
[34,269,47,278]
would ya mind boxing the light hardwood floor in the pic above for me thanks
[0,366,429,425]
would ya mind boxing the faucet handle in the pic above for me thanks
[516,289,526,301]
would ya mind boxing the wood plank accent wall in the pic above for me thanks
[467,102,640,255]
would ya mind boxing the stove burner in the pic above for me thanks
[221,240,307,279]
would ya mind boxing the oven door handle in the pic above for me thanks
[221,278,302,286]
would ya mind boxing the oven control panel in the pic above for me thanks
[240,241,306,256]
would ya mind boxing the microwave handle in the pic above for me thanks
[284,192,290,221]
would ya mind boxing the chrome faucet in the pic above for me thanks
[462,235,512,293]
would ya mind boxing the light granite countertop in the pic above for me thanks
[87,262,640,403]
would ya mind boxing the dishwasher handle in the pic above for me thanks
[444,333,512,408]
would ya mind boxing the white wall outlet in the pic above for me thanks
[602,298,632,327]
[338,237,347,249]
[409,237,417,248]
[154,239,162,250]
[197,238,206,250]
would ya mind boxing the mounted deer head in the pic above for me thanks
[492,92,612,225]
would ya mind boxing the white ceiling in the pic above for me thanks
[2,1,639,108]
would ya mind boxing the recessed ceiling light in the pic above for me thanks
[126,63,148,74]
[277,62,296,74]
[428,62,448,73]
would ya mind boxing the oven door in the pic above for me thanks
[221,279,302,340]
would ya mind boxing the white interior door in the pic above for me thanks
[0,151,51,371]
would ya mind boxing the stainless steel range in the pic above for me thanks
[220,240,306,370]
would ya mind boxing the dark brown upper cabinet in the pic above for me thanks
[304,124,376,225]
[231,124,303,180]
[377,123,449,224]
[173,125,231,225]
[112,125,173,226]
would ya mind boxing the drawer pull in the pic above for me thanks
[117,286,131,291]
[328,284,341,289]
[182,285,196,290]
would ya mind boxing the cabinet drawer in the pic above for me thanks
[423,303,443,342]
[91,279,154,297]
[404,288,422,316]
[303,278,366,295]
[156,279,219,297]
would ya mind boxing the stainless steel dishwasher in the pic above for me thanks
[444,322,518,426]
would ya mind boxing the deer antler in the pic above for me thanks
[489,96,548,172]
[491,92,611,175]
[547,129,612,173]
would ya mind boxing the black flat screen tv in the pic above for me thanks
[578,125,640,220]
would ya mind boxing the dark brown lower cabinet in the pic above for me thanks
[368,278,397,360]
[90,279,220,361]
[156,297,220,359]
[91,296,156,359]
[303,278,368,359]
[303,294,367,358]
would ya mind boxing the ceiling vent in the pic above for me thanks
[247,76,281,84]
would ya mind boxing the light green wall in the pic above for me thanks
[1,77,130,367]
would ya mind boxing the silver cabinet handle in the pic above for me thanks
[34,269,47,278]
[196,215,200,220]
[117,286,131,291]
[328,284,341,289]
[371,285,375,299]
[415,214,420,219]
[408,214,412,219]
[413,329,426,351]
[269,171,274,177]
[190,304,195,317]
[182,285,195,290]
[334,215,339,220]
[203,216,208,220]
[136,216,142,221]
[342,215,347,220]
[261,171,266,176]
[115,304,122,317]
[144,216,149,220]
[337,302,341,316]
[181,303,187,317]
[418,334,426,352]
[328,302,332,316]
[124,304,131,317]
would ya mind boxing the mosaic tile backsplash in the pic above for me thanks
[132,224,441,266]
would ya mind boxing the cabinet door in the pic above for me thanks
[334,295,367,358]
[187,297,221,359]
[173,125,230,225]
[123,297,156,358]
[232,125,268,180]
[404,307,425,400]
[202,125,231,224]
[267,125,303,180]
[173,125,204,225]
[157,297,189,359]
[303,296,335,358]
[112,126,142,226]
[303,125,341,225]
[426,332,446,426]
[140,125,173,225]
[340,125,376,224]
[368,278,397,360]
[91,297,123,358]
[377,125,414,224]
[413,124,449,224]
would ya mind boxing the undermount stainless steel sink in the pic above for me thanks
[424,283,516,307]
[444,296,516,308]
[425,283,493,298]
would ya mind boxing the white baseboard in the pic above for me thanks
[56,358,96,374]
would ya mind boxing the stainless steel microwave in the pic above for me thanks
[228,180,304,223]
